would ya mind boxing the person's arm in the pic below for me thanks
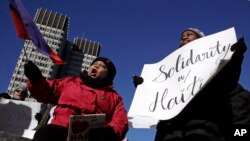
[132,75,144,88]
[216,37,247,92]
[24,61,64,104]
[107,97,129,140]
[226,37,246,77]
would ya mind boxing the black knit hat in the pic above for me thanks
[91,57,117,82]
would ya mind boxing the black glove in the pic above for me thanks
[88,126,119,141]
[35,113,43,123]
[231,37,247,55]
[222,37,247,87]
[24,61,42,85]
[132,75,144,88]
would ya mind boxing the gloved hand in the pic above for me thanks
[35,113,43,123]
[24,61,42,85]
[231,37,247,55]
[132,75,144,88]
[88,126,119,141]
[215,38,246,91]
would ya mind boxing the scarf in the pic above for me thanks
[80,70,113,89]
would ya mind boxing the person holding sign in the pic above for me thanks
[154,28,227,141]
[133,28,248,141]
[24,57,128,141]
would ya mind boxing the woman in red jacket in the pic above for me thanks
[24,57,128,141]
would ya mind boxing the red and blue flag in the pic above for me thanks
[9,0,64,64]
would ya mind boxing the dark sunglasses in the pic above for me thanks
[16,89,26,94]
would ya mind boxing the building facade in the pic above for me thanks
[62,37,101,77]
[7,8,101,97]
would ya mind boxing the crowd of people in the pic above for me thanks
[0,27,249,141]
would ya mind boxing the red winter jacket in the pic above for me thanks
[28,76,128,140]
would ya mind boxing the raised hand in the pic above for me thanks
[132,75,144,88]
[231,37,247,55]
[24,61,42,85]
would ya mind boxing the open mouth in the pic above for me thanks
[183,40,189,43]
[89,68,97,77]
[181,40,190,46]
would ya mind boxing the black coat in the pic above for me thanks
[155,47,245,141]
[230,84,250,125]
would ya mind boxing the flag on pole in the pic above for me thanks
[9,0,64,64]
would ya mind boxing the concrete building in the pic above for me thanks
[62,37,101,77]
[7,8,101,97]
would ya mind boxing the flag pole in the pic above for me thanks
[22,40,29,62]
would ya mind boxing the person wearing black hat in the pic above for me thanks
[24,57,128,141]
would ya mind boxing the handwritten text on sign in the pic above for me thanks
[128,27,237,128]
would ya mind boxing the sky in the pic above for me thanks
[0,0,250,141]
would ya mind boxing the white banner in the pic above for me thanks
[0,98,42,137]
[128,27,237,128]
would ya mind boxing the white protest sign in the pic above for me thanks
[128,27,237,128]
[68,114,106,141]
[0,98,42,137]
